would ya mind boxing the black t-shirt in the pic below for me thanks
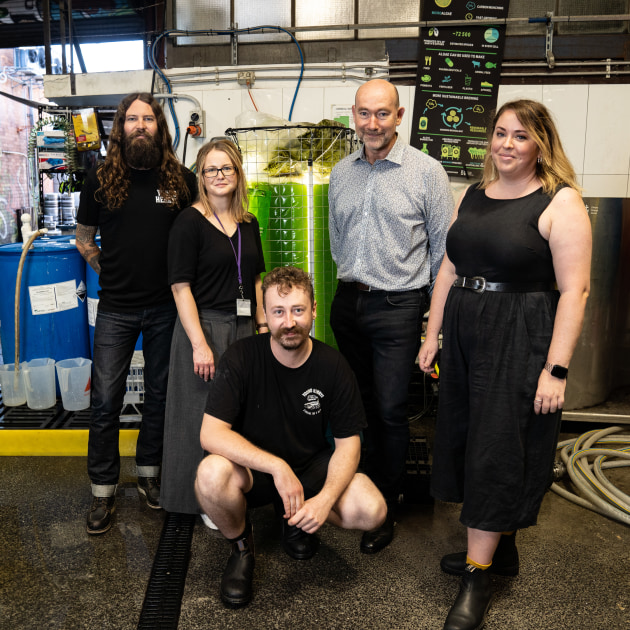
[168,207,265,315]
[77,165,197,312]
[205,335,367,472]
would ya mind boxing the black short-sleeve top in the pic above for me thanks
[205,335,367,472]
[168,207,265,315]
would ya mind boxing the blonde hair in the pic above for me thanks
[480,99,581,195]
[195,139,252,222]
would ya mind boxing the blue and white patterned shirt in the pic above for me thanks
[329,135,454,292]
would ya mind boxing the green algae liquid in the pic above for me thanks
[248,182,337,348]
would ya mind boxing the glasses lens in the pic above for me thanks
[203,168,218,177]
[222,166,234,176]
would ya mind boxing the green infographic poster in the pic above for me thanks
[411,0,510,176]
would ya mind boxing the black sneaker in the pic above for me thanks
[87,496,116,535]
[137,476,161,509]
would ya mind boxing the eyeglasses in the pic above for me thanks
[202,166,235,178]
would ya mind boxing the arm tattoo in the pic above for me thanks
[75,224,101,274]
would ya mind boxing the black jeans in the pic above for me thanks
[330,281,427,501]
[87,302,176,491]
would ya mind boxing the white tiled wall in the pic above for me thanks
[171,78,630,198]
[540,84,588,180]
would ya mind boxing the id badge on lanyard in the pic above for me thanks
[215,213,251,316]
[236,297,251,316]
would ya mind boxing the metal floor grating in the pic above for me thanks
[137,512,196,630]
[0,393,142,430]
[402,437,433,505]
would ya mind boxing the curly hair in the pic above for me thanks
[96,92,192,209]
[195,138,252,223]
[262,266,314,309]
[480,99,580,195]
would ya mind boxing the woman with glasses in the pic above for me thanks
[161,138,267,515]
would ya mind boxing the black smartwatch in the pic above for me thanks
[545,362,568,379]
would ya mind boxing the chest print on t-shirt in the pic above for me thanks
[302,388,324,416]
[155,190,176,205]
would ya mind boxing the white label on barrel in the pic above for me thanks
[29,280,78,315]
[87,297,98,326]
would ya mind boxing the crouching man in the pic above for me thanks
[195,266,389,608]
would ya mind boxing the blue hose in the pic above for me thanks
[148,25,306,149]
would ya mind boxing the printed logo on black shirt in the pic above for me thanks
[302,388,324,416]
[155,190,176,205]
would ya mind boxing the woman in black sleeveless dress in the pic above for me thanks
[419,100,592,630]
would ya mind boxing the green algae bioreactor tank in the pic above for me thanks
[228,123,357,348]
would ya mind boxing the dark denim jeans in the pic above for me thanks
[87,301,177,489]
[330,281,428,502]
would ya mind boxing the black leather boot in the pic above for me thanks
[137,476,161,509]
[281,521,319,559]
[440,531,519,577]
[360,512,394,554]
[86,496,116,535]
[443,565,493,630]
[220,525,255,608]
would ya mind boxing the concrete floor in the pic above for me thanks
[1,420,629,630]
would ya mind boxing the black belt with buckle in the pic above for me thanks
[341,281,426,294]
[453,275,555,294]
[340,281,384,292]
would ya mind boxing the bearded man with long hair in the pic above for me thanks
[76,92,197,535]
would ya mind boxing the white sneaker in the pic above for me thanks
[201,513,218,530]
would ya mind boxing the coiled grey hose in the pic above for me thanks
[550,425,630,526]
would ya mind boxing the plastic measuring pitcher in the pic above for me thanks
[55,357,92,411]
[0,362,27,406]
[23,358,57,410]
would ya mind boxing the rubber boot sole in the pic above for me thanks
[221,593,252,608]
[137,486,162,510]
[86,506,116,535]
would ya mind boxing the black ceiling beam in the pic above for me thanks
[2,21,628,65]
[386,33,630,62]
[0,15,146,49]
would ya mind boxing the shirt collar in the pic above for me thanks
[352,133,404,165]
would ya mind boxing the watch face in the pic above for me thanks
[551,365,568,379]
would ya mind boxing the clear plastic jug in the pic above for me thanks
[0,363,27,406]
[55,358,92,411]
[23,358,57,410]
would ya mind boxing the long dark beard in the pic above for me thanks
[124,131,162,169]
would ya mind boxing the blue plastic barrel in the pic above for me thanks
[39,234,74,242]
[0,240,90,364]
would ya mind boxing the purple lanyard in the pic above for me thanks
[214,213,244,298]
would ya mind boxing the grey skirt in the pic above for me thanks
[160,309,254,513]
